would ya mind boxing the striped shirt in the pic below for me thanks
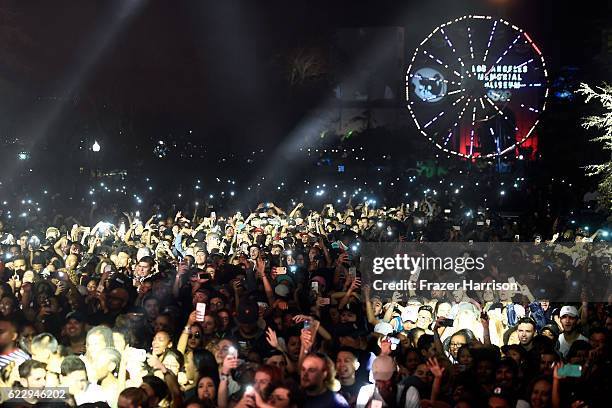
[0,348,30,369]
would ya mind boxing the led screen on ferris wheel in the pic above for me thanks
[405,15,549,159]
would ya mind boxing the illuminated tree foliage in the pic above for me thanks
[578,83,612,209]
[286,47,328,86]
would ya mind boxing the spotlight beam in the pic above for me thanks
[12,0,145,178]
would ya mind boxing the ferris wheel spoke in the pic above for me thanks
[474,97,491,122]
[467,25,475,61]
[489,127,502,155]
[478,97,486,110]
[485,34,523,76]
[432,95,469,145]
[482,20,498,63]
[423,92,466,128]
[518,103,540,114]
[484,95,508,119]
[423,111,446,129]
[423,50,463,79]
[446,89,463,97]
[483,95,517,132]
[456,97,473,123]
[443,131,453,146]
[442,122,460,146]
[516,58,534,69]
[438,97,473,146]
[468,104,479,156]
[439,28,465,68]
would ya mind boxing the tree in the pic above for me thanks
[577,83,612,210]
[286,47,328,87]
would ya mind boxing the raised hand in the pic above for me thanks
[349,277,361,292]
[292,314,311,324]
[480,311,489,328]
[433,316,447,330]
[235,389,256,408]
[186,310,198,326]
[427,357,445,378]
[55,281,68,296]
[231,278,242,292]
[316,297,329,308]
[337,252,349,266]
[70,224,80,240]
[255,257,265,276]
[146,353,165,372]
[266,327,279,349]
[177,261,189,276]
[301,328,313,352]
[221,354,239,375]
[553,362,565,380]
[273,298,288,310]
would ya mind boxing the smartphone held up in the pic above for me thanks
[196,302,206,322]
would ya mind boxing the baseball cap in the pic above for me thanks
[136,247,151,262]
[560,305,578,318]
[275,275,295,287]
[65,311,87,323]
[193,232,206,242]
[401,307,418,323]
[237,300,259,325]
[373,322,394,336]
[372,355,397,381]
[31,256,45,266]
[274,284,290,298]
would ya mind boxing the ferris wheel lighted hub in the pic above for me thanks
[405,15,549,159]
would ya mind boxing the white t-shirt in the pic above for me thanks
[356,383,421,408]
[557,332,588,358]
[75,383,108,406]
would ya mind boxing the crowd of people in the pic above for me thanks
[0,198,609,408]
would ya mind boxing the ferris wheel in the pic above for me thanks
[405,15,549,159]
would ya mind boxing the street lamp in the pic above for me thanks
[92,140,101,152]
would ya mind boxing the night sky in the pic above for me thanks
[0,0,610,159]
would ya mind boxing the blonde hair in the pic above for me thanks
[307,352,341,392]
